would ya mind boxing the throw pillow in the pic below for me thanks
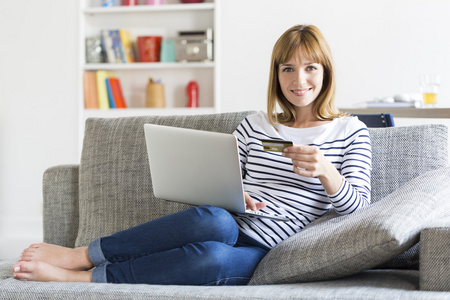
[249,166,450,285]
[367,124,448,269]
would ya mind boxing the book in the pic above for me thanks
[137,36,162,62]
[119,29,136,63]
[100,29,136,63]
[108,77,127,108]
[100,30,116,63]
[83,71,99,109]
[102,0,119,7]
[122,0,137,6]
[105,78,116,108]
[110,30,124,63]
[96,70,115,109]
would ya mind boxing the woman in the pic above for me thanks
[13,24,371,285]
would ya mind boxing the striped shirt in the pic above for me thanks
[232,111,372,248]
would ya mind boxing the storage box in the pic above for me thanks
[176,29,213,62]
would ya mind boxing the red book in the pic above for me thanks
[122,0,137,5]
[137,36,162,62]
[109,77,127,108]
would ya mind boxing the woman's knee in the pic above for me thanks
[194,206,238,245]
[196,205,233,221]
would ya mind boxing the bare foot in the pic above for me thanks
[20,243,93,271]
[13,261,92,282]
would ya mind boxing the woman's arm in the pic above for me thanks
[282,126,372,215]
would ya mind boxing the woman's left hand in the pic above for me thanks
[282,145,343,194]
[244,192,266,211]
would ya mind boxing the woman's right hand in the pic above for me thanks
[244,192,266,211]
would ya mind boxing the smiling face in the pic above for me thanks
[278,48,324,113]
[267,25,339,127]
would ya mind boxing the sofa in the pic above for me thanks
[1,110,450,299]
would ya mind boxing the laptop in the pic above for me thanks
[143,124,290,222]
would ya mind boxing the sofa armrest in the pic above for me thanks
[43,165,80,248]
[419,218,450,291]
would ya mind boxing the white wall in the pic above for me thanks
[0,1,79,258]
[219,0,450,112]
[1,0,449,259]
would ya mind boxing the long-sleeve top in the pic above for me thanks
[232,111,372,248]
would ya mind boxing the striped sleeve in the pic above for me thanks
[327,126,372,214]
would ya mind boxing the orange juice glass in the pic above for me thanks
[420,74,440,107]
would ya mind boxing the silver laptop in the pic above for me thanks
[143,124,290,222]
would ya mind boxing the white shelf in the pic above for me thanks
[83,3,214,14]
[84,62,214,70]
[84,107,216,118]
[78,0,219,152]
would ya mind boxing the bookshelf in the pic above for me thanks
[83,2,215,14]
[78,0,220,130]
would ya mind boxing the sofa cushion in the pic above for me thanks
[0,257,437,300]
[369,124,448,204]
[249,166,450,285]
[420,221,450,291]
[75,111,255,247]
[368,124,448,269]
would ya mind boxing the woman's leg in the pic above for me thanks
[95,241,268,285]
[90,206,239,266]
[14,205,239,280]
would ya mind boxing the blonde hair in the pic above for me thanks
[267,25,342,127]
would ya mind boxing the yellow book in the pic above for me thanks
[119,29,135,63]
[96,70,115,109]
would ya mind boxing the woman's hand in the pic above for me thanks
[244,192,266,211]
[282,145,328,177]
[282,145,343,195]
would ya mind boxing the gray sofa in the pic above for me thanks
[2,111,450,299]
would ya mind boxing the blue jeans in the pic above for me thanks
[88,206,269,285]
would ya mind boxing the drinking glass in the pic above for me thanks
[420,74,440,107]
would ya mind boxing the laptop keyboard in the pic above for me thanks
[244,210,290,222]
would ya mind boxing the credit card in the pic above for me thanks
[261,139,293,152]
